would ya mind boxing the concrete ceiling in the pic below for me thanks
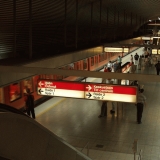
[0,0,159,60]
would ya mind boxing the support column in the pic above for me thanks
[106,8,109,39]
[123,10,126,25]
[113,6,116,40]
[90,2,93,42]
[29,0,32,59]
[131,12,132,26]
[117,11,119,27]
[136,14,137,25]
[75,0,78,49]
[107,8,109,25]
[13,0,16,57]
[64,0,67,47]
[99,0,102,42]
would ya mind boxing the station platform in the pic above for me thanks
[35,59,159,160]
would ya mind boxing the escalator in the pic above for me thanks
[0,103,29,118]
[0,103,91,160]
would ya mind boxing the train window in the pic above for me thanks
[53,75,57,80]
[63,66,69,78]
[99,54,102,62]
[0,88,4,103]
[9,82,21,102]
[57,75,63,80]
[104,53,107,60]
[77,62,79,70]
[102,53,105,61]
[39,74,43,79]
[49,75,53,79]
[100,53,104,61]
[83,59,87,69]
[23,78,33,94]
[69,63,74,70]
[41,74,46,79]
[95,56,98,64]
[45,74,51,79]
[91,57,94,66]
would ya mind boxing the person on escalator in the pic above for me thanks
[24,88,35,119]
[129,62,136,73]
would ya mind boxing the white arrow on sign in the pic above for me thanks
[38,81,43,88]
[86,85,92,91]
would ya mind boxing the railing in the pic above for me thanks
[81,142,89,156]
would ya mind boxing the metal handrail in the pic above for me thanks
[81,142,89,156]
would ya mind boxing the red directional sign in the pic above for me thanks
[38,80,85,98]
[84,84,137,102]
[37,80,137,103]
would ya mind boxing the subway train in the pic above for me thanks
[1,46,143,110]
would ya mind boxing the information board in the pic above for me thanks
[84,84,137,103]
[37,80,137,103]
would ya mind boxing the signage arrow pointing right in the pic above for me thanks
[86,85,92,91]
[86,93,92,98]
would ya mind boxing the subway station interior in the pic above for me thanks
[1,1,160,160]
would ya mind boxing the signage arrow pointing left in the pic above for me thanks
[38,88,44,94]
[38,81,43,88]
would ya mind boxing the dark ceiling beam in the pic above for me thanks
[29,0,32,59]
[99,0,102,42]
[64,0,67,47]
[90,2,93,42]
[75,0,78,49]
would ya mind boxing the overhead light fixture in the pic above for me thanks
[158,17,160,20]
[149,20,152,22]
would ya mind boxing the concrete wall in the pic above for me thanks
[24,46,103,68]
[0,112,92,160]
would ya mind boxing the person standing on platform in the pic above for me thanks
[138,55,143,70]
[98,101,107,118]
[155,61,160,75]
[136,89,146,124]
[110,101,116,114]
[24,88,35,119]
[134,53,139,65]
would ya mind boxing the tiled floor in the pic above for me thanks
[35,55,160,160]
